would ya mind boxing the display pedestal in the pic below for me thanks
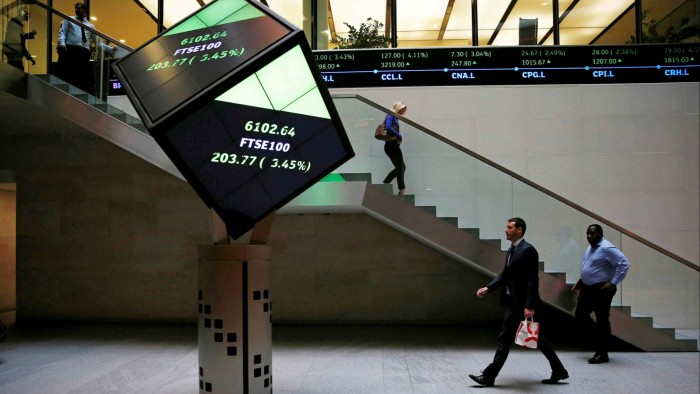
[198,244,272,394]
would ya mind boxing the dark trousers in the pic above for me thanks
[383,142,406,189]
[483,306,565,378]
[8,59,24,71]
[575,282,616,355]
[57,45,93,94]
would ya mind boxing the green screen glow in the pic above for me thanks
[216,45,330,120]
[164,0,263,36]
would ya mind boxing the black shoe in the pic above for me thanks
[541,369,569,384]
[469,374,495,387]
[588,353,609,364]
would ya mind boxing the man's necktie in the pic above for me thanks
[81,26,87,43]
[506,245,515,267]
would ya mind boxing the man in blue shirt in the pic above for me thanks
[56,3,115,93]
[575,224,630,364]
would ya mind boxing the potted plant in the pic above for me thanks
[330,17,392,49]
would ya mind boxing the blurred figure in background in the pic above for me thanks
[382,101,408,195]
[2,7,36,71]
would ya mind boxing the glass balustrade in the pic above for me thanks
[330,94,699,334]
[2,1,136,100]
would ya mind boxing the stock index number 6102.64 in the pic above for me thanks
[245,121,296,137]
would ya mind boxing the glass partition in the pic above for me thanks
[5,0,697,75]
[1,2,134,99]
[556,0,636,45]
[330,94,699,333]
[440,0,473,45]
[26,0,157,49]
[85,0,157,49]
[486,0,553,46]
[20,2,48,74]
[640,0,700,43]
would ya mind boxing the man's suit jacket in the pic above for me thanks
[486,240,541,309]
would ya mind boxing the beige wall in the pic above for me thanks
[0,89,210,322]
[0,89,504,324]
[270,213,502,324]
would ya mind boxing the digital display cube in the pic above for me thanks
[113,0,354,239]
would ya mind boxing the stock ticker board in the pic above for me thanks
[112,0,353,239]
[313,43,700,87]
[109,44,700,96]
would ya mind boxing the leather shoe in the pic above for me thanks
[469,374,495,387]
[541,369,569,384]
[588,353,609,364]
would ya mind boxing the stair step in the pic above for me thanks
[633,316,654,326]
[396,194,415,204]
[480,238,499,248]
[340,173,372,182]
[71,93,89,103]
[654,327,677,338]
[461,228,480,238]
[675,338,699,349]
[94,103,125,115]
[546,271,566,281]
[417,206,436,215]
[34,74,52,83]
[439,217,458,227]
[109,113,130,122]
[53,83,88,96]
[373,183,393,194]
[130,123,149,134]
[124,114,143,125]
[612,305,632,315]
[34,74,66,85]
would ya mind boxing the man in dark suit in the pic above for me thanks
[469,217,569,387]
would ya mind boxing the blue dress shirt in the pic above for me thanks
[580,238,630,285]
[57,16,112,53]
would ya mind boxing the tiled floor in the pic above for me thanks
[0,323,697,393]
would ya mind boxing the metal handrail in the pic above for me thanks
[30,1,134,52]
[332,93,699,272]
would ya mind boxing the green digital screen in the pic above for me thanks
[158,44,354,239]
[113,0,291,126]
[113,0,354,239]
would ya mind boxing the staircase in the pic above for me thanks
[4,68,697,351]
[26,73,182,180]
[298,172,698,352]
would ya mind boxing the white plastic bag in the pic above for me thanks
[514,317,539,349]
